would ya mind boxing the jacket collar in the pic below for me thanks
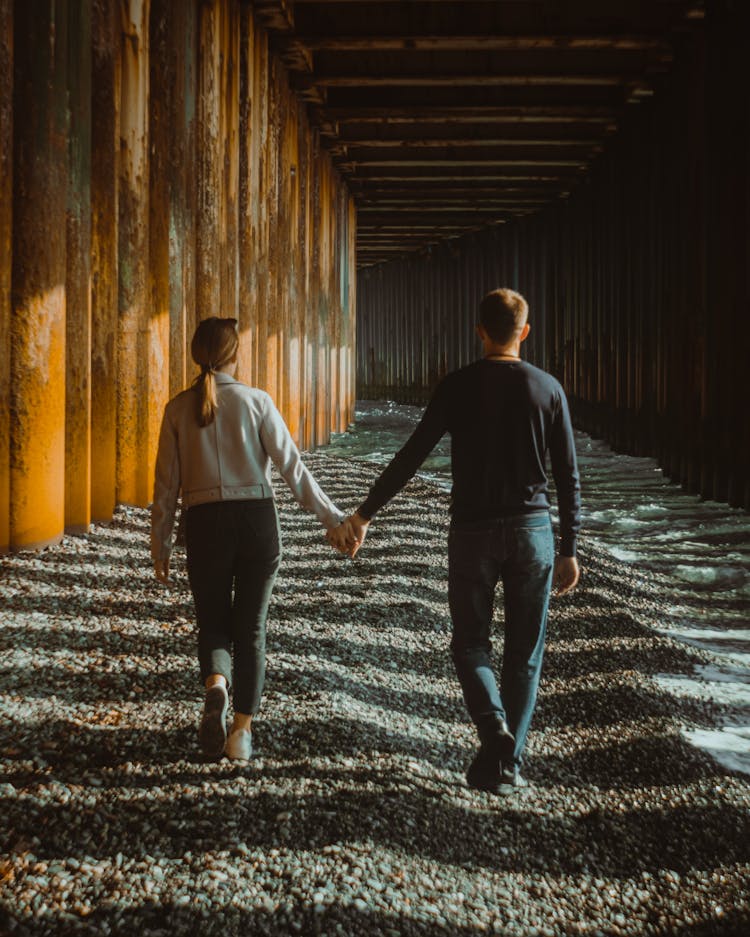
[213,371,239,385]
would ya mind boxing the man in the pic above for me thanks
[340,288,581,794]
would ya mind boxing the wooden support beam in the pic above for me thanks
[358,204,549,216]
[299,34,672,53]
[349,158,587,168]
[357,212,519,225]
[353,186,565,199]
[326,105,617,123]
[309,74,625,88]
[338,136,603,148]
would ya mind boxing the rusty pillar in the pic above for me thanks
[238,3,256,386]
[117,0,151,505]
[278,80,300,439]
[220,0,240,319]
[251,22,271,394]
[10,0,68,550]
[0,0,12,553]
[265,56,282,406]
[298,106,313,449]
[196,0,223,321]
[150,0,196,400]
[64,0,93,534]
[90,0,119,521]
[147,0,173,493]
[2,0,357,551]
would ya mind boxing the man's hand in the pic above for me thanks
[154,558,170,583]
[553,555,579,595]
[346,512,370,558]
[326,518,357,555]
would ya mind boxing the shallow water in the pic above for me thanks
[325,400,750,775]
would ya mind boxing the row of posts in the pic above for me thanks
[0,0,357,553]
[357,8,748,510]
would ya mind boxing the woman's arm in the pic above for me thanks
[151,406,181,579]
[259,395,344,530]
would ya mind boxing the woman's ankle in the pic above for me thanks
[231,712,253,733]
[205,673,227,691]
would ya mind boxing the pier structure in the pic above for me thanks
[1,0,748,559]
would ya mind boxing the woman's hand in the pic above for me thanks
[154,558,170,583]
[326,519,355,555]
[326,513,370,558]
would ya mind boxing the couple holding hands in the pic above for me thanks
[151,289,580,795]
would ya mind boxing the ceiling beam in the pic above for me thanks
[308,74,625,88]
[324,105,617,123]
[338,136,603,148]
[299,34,672,52]
[347,158,587,168]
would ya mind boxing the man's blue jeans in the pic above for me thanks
[448,512,554,766]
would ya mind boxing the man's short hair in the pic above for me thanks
[479,288,529,345]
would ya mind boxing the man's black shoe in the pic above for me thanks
[466,716,516,792]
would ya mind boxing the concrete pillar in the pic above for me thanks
[90,0,119,521]
[10,0,68,550]
[117,0,151,505]
[0,0,12,553]
[65,0,93,534]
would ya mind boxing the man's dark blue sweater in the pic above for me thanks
[357,358,582,557]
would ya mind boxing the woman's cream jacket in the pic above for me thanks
[150,373,343,561]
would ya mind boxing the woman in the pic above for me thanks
[151,317,352,761]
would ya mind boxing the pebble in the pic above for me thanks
[0,455,749,935]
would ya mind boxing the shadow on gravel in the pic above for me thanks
[0,663,197,702]
[3,770,748,877]
[0,593,191,625]
[543,638,703,678]
[534,682,715,729]
[532,732,725,788]
[0,564,152,592]
[0,624,194,658]
[27,902,749,937]
[270,626,451,672]
[0,710,468,787]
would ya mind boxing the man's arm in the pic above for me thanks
[549,387,582,593]
[357,380,451,524]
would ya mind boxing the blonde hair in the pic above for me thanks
[190,317,239,426]
[479,288,529,345]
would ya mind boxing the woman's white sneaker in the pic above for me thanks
[226,728,253,761]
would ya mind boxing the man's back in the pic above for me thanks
[359,357,581,557]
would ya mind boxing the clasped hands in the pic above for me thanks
[326,512,370,558]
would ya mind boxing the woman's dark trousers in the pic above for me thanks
[185,499,281,715]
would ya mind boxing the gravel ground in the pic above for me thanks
[1,452,749,937]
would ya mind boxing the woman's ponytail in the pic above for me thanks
[190,318,239,427]
[196,367,219,427]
